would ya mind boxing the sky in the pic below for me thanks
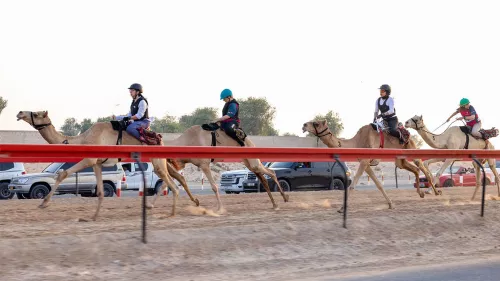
[1,0,500,149]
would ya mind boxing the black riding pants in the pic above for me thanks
[384,116,400,139]
[221,120,244,146]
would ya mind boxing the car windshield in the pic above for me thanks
[42,163,63,173]
[269,162,295,169]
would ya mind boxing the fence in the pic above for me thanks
[0,144,497,243]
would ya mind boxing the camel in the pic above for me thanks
[302,120,439,211]
[404,115,500,200]
[149,124,290,213]
[16,110,186,220]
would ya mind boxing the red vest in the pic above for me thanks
[459,107,479,127]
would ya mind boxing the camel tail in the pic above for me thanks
[167,159,182,171]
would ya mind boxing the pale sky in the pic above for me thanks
[1,0,500,149]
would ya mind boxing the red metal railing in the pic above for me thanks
[0,144,496,243]
[0,144,499,162]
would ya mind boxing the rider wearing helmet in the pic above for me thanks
[214,88,245,146]
[446,98,482,138]
[374,84,404,144]
[114,83,151,141]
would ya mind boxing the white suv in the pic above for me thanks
[0,163,26,200]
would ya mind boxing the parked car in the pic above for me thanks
[121,162,164,195]
[219,162,272,194]
[415,165,494,188]
[0,163,26,200]
[241,161,352,193]
[9,162,126,199]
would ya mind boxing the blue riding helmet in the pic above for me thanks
[220,89,232,100]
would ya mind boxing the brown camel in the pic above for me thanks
[404,115,500,200]
[149,125,290,213]
[302,120,439,211]
[16,110,185,220]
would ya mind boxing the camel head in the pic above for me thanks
[302,120,330,136]
[16,111,51,129]
[404,115,424,130]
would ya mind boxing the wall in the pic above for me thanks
[0,130,327,148]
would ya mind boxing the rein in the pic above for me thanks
[410,118,463,137]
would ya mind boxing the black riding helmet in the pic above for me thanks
[378,84,391,95]
[128,83,143,94]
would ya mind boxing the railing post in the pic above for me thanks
[471,156,486,217]
[132,152,147,244]
[333,154,348,228]
[394,166,398,188]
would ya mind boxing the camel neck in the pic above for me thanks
[319,133,357,148]
[38,125,80,144]
[416,125,441,149]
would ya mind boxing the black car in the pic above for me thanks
[242,161,352,192]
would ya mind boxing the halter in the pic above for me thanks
[30,112,52,130]
[312,123,332,138]
[410,117,463,137]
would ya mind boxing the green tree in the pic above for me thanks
[80,118,94,134]
[97,116,114,122]
[150,114,184,133]
[0,97,7,115]
[411,135,424,148]
[179,107,218,128]
[282,132,298,136]
[238,97,278,136]
[308,110,344,137]
[60,118,82,136]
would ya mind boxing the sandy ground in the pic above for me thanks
[2,185,500,281]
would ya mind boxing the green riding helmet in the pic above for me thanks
[460,98,470,107]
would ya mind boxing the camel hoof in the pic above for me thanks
[388,203,395,209]
[273,205,280,211]
[38,203,49,209]
[437,190,443,195]
[194,198,200,206]
[337,207,344,214]
[78,218,90,222]
[419,192,425,198]
[284,194,290,202]
[146,204,154,209]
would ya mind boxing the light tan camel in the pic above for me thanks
[404,115,500,200]
[302,120,439,211]
[149,125,290,213]
[16,110,186,220]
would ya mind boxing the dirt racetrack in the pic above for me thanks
[2,186,500,281]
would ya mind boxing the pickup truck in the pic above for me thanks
[9,162,126,199]
[121,162,163,195]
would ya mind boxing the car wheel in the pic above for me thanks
[225,191,232,194]
[16,193,30,199]
[103,183,114,197]
[30,184,50,199]
[0,182,14,200]
[275,179,291,192]
[155,181,167,195]
[330,178,345,190]
[443,179,454,187]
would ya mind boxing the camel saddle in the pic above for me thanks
[109,120,162,145]
[370,121,410,148]
[459,126,499,149]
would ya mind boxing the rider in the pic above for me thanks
[446,98,482,139]
[374,84,404,144]
[214,88,245,146]
[114,83,151,141]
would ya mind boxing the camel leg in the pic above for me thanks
[40,159,95,208]
[423,158,445,172]
[168,165,200,206]
[246,160,289,203]
[414,159,441,196]
[91,164,104,221]
[150,160,180,216]
[255,172,279,210]
[338,160,370,213]
[365,165,393,209]
[199,163,224,213]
